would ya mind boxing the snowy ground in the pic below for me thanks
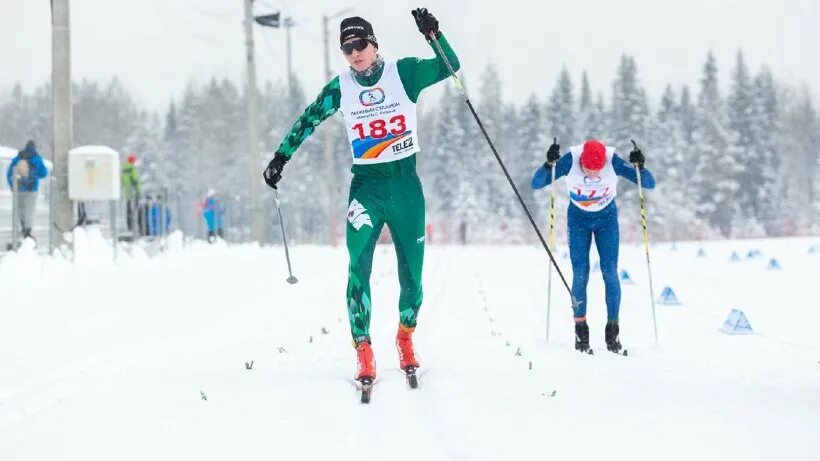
[1,228,819,460]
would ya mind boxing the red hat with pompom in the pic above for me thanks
[127,154,137,164]
[580,140,606,170]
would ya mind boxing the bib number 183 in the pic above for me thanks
[352,115,406,139]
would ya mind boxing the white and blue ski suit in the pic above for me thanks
[531,144,655,322]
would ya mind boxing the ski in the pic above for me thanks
[578,347,629,356]
[359,378,374,404]
[346,367,420,403]
[346,378,377,404]
[404,366,419,389]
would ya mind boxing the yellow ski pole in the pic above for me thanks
[631,139,658,346]
[546,139,557,343]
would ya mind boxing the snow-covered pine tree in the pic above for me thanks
[649,84,695,239]
[750,66,780,234]
[590,92,607,140]
[610,54,650,236]
[678,85,696,144]
[497,101,527,241]
[19,83,52,149]
[576,71,604,140]
[547,67,576,146]
[778,85,820,232]
[163,84,200,236]
[427,82,465,241]
[610,55,649,150]
[476,62,522,242]
[449,73,489,241]
[693,51,737,237]
[273,76,330,243]
[726,51,759,234]
[73,78,140,151]
[576,71,592,139]
[515,92,548,243]
[0,84,38,147]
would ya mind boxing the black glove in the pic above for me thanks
[629,145,645,170]
[545,138,561,167]
[263,153,288,189]
[411,8,439,38]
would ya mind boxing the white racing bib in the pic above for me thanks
[338,60,420,165]
[565,144,619,212]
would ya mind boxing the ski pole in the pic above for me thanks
[274,189,298,284]
[546,145,557,342]
[631,139,658,346]
[430,33,579,310]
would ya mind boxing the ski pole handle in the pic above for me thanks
[429,33,466,98]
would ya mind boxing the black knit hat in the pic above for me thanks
[339,16,377,47]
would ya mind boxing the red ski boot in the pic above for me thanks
[355,341,376,381]
[396,325,420,370]
[396,325,420,388]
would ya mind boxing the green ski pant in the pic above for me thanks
[345,174,425,344]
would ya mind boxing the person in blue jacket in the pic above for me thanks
[6,140,49,240]
[531,139,655,354]
[138,195,171,237]
[202,189,224,243]
[146,195,171,237]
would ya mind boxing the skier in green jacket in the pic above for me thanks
[263,8,458,384]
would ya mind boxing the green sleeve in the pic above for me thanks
[396,32,461,103]
[275,77,341,158]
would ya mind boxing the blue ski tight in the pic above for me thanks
[568,202,621,322]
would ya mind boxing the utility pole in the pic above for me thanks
[51,0,74,250]
[243,0,264,243]
[321,9,351,246]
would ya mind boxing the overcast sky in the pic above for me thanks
[1,0,817,112]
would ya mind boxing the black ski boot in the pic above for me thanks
[605,322,624,354]
[574,321,592,354]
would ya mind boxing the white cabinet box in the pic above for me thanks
[68,145,121,201]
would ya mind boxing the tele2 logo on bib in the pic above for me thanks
[359,87,385,106]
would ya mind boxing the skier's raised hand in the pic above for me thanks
[629,139,645,170]
[411,8,439,39]
[263,153,288,189]
[546,138,561,166]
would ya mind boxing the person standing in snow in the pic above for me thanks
[6,140,48,241]
[262,9,458,383]
[531,139,655,353]
[121,154,141,233]
[201,189,225,243]
[138,195,150,237]
[148,195,171,237]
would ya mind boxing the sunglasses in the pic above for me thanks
[340,38,369,55]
